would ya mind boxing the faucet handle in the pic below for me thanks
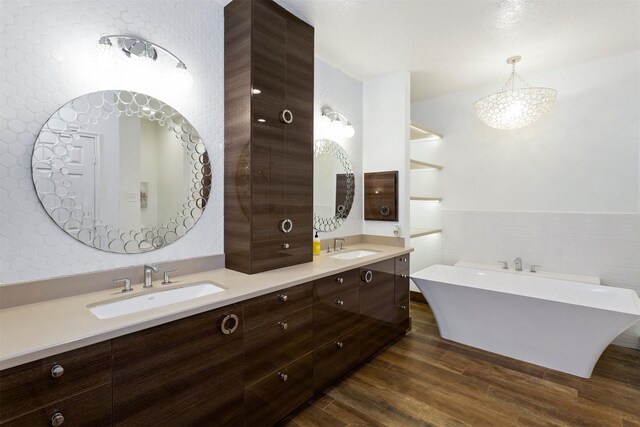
[114,278,132,293]
[162,269,177,285]
[498,260,509,269]
[530,265,542,273]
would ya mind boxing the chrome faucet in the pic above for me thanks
[143,264,159,288]
[333,238,346,252]
[514,257,523,272]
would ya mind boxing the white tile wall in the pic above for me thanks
[441,210,640,348]
[0,0,225,284]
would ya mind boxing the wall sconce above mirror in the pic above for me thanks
[96,34,193,89]
[318,107,355,139]
[313,139,355,232]
[32,90,211,254]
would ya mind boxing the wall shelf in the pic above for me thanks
[410,159,442,170]
[410,196,442,202]
[410,122,442,142]
[410,228,442,238]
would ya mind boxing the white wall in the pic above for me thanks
[412,52,640,348]
[363,72,411,239]
[0,0,224,284]
[314,59,364,240]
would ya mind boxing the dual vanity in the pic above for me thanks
[0,244,411,426]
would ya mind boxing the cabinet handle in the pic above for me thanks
[336,341,344,349]
[280,109,293,124]
[220,314,239,335]
[399,257,408,263]
[401,274,408,279]
[335,277,344,284]
[279,294,288,302]
[51,412,65,427]
[279,219,293,233]
[281,242,290,249]
[399,304,407,310]
[361,270,373,284]
[51,364,64,378]
[278,322,288,330]
[278,372,289,382]
[335,299,344,306]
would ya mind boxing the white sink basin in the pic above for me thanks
[330,249,380,260]
[88,282,225,319]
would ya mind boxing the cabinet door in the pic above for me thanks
[113,305,244,426]
[360,259,396,361]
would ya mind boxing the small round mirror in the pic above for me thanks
[313,139,354,232]
[32,90,211,253]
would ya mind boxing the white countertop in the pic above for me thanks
[0,244,411,370]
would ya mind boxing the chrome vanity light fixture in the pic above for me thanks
[475,55,556,130]
[97,35,193,88]
[320,107,355,139]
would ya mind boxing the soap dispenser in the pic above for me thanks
[313,232,321,256]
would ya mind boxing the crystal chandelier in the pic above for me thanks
[475,56,556,130]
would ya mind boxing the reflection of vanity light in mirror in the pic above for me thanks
[313,139,355,232]
[319,107,355,139]
[96,35,193,90]
[32,90,212,254]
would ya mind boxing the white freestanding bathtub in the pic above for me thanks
[411,264,640,378]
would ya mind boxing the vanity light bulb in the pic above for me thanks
[318,114,331,128]
[342,123,355,138]
[328,118,343,136]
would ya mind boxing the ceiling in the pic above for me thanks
[222,0,640,102]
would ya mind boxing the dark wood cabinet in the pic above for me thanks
[360,259,397,361]
[224,0,315,274]
[243,283,313,425]
[0,341,111,425]
[395,255,411,335]
[112,305,244,426]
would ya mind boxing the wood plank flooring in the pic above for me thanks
[279,302,640,427]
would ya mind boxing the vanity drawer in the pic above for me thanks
[395,270,410,304]
[395,254,410,274]
[314,268,360,301]
[245,353,313,427]
[244,306,313,385]
[244,282,313,331]
[0,341,112,423]
[313,327,360,392]
[0,383,112,427]
[396,299,411,335]
[313,287,360,347]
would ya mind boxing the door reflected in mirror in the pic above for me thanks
[32,90,211,253]
[313,139,354,232]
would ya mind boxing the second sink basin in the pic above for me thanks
[88,282,225,319]
[330,249,380,260]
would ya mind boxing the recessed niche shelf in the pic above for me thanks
[410,159,442,170]
[410,122,442,141]
[410,228,442,238]
[410,196,442,202]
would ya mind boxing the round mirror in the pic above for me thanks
[32,90,211,253]
[313,139,354,232]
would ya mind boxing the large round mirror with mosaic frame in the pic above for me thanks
[31,90,211,254]
[313,139,354,232]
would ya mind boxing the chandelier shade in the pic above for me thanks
[475,56,557,130]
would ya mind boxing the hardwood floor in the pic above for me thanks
[279,302,640,427]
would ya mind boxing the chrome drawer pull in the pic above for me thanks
[278,372,289,381]
[51,364,64,378]
[335,300,344,306]
[335,277,344,284]
[51,412,65,426]
[399,257,408,262]
[399,304,407,310]
[279,294,288,302]
[220,314,239,335]
[401,274,408,279]
[281,242,290,249]
[335,341,344,349]
[280,109,293,124]
[278,322,288,330]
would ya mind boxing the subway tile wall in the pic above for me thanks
[441,210,640,348]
